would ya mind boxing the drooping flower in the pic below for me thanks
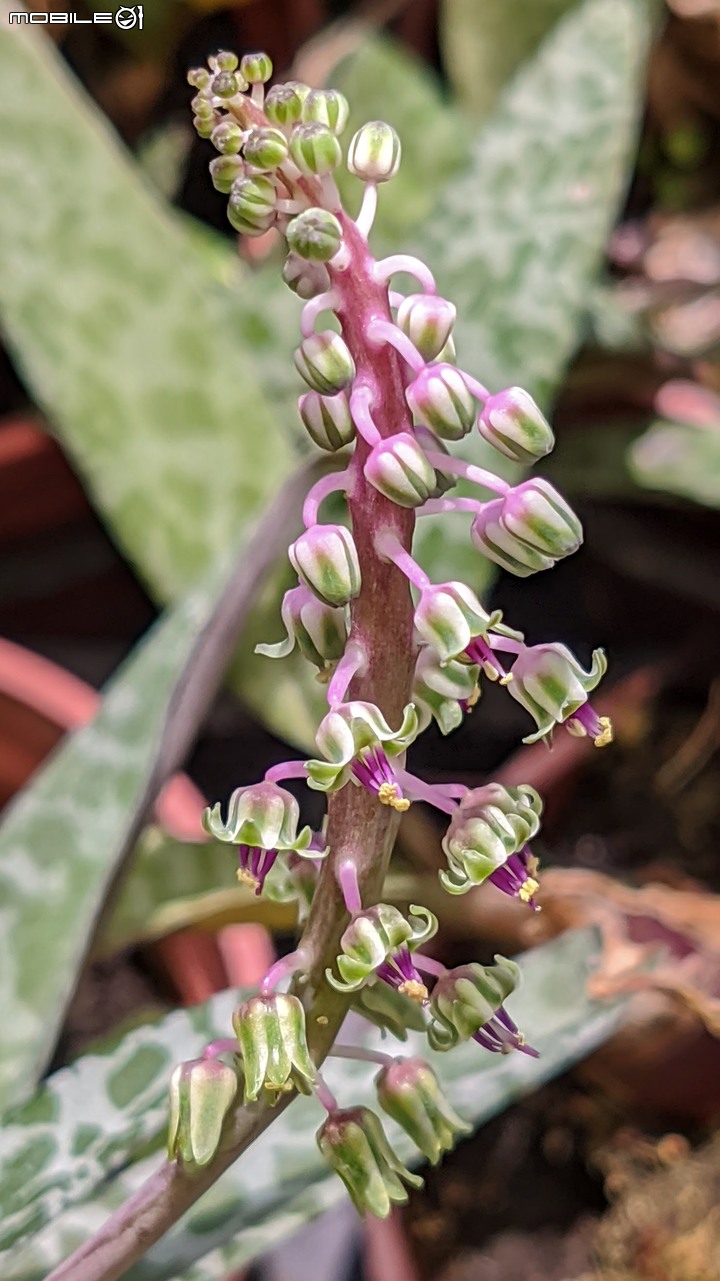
[306,700,419,805]
[232,993,317,1103]
[326,902,437,994]
[376,1057,470,1164]
[317,1107,422,1218]
[203,781,317,896]
[440,783,543,898]
[507,642,612,746]
[428,957,537,1057]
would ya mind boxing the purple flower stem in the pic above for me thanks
[202,1038,238,1060]
[424,451,511,495]
[355,183,378,238]
[413,954,447,979]
[327,640,367,707]
[392,766,459,816]
[373,254,436,294]
[313,1071,339,1113]
[417,497,484,518]
[302,470,349,527]
[462,372,490,400]
[375,531,429,589]
[264,760,308,784]
[366,319,426,373]
[329,1043,395,1067]
[259,948,307,996]
[350,382,382,445]
[301,290,340,338]
[337,858,363,915]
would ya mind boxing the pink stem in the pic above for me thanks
[462,372,490,400]
[375,531,429,589]
[367,319,426,373]
[424,450,510,495]
[418,497,483,517]
[337,858,362,914]
[313,1071,339,1113]
[302,470,349,527]
[264,760,308,784]
[393,766,458,815]
[350,382,382,445]
[327,640,367,707]
[373,254,436,294]
[355,183,378,238]
[329,1043,394,1067]
[259,948,307,995]
[301,291,340,338]
[413,954,447,978]
[202,1038,237,1059]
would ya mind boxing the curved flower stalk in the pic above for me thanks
[50,52,615,1281]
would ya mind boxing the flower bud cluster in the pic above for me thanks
[184,50,614,1223]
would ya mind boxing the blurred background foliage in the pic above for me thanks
[2,1,720,1279]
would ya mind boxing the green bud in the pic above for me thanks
[244,126,289,171]
[187,67,212,90]
[193,112,221,139]
[347,121,401,182]
[227,175,277,236]
[255,584,349,669]
[406,364,476,441]
[290,122,342,176]
[211,119,245,155]
[303,88,350,135]
[364,432,437,508]
[212,71,241,99]
[167,1058,238,1171]
[283,252,331,300]
[190,93,214,118]
[470,479,582,577]
[286,208,343,263]
[317,1107,423,1218]
[299,390,356,452]
[478,387,555,464]
[265,83,304,127]
[376,1058,471,1165]
[232,993,316,1103]
[294,330,356,395]
[396,294,456,363]
[209,154,245,194]
[289,523,361,607]
[285,80,311,105]
[213,50,239,73]
[240,51,273,85]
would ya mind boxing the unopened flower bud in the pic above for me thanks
[187,67,212,90]
[299,390,356,452]
[286,208,343,263]
[303,88,350,135]
[256,584,349,669]
[193,112,220,140]
[347,121,401,182]
[227,175,277,236]
[167,1058,238,1171]
[233,993,316,1103]
[441,782,542,895]
[240,51,273,84]
[211,120,244,154]
[294,330,356,395]
[413,647,479,735]
[414,581,497,666]
[209,154,244,194]
[212,71,241,99]
[364,432,436,508]
[243,127,289,171]
[327,903,436,993]
[508,642,611,746]
[318,1107,422,1218]
[213,50,239,73]
[289,523,361,606]
[428,957,533,1055]
[190,92,213,118]
[290,123,342,176]
[376,1058,470,1165]
[478,387,555,463]
[283,252,331,300]
[406,364,476,441]
[396,294,456,363]
[265,83,304,127]
[470,479,582,577]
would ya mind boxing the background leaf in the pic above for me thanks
[0,929,624,1277]
[630,419,720,506]
[0,465,314,1114]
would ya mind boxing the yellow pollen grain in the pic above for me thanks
[594,716,613,748]
[399,979,428,1003]
[237,868,260,890]
[378,782,410,811]
[316,1015,329,1025]
[519,876,540,904]
[499,672,513,685]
